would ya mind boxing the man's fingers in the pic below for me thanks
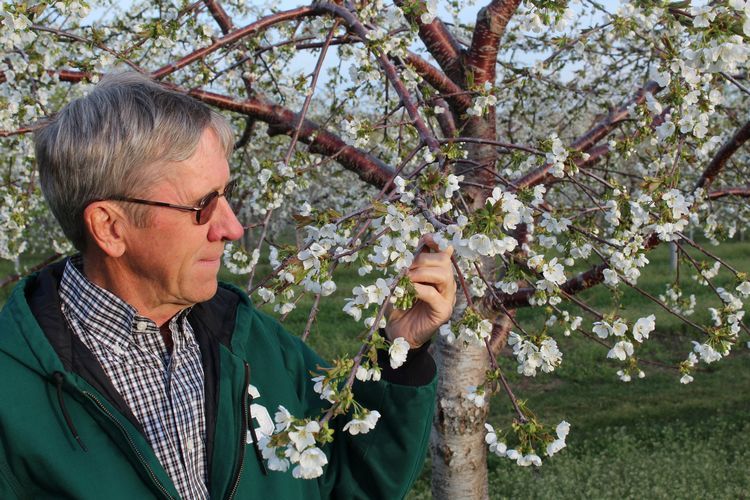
[412,282,442,305]
[418,233,454,258]
[410,251,452,269]
[407,267,454,296]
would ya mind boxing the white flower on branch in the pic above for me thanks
[288,420,320,452]
[541,258,566,285]
[603,268,620,287]
[509,333,562,376]
[439,323,456,344]
[465,386,486,408]
[274,405,293,433]
[388,337,409,369]
[547,420,570,457]
[311,376,335,403]
[616,369,632,382]
[592,318,626,339]
[680,374,694,384]
[516,453,542,467]
[632,315,656,342]
[607,341,634,361]
[484,423,507,457]
[692,341,722,364]
[343,410,381,435]
[355,365,381,382]
[257,287,275,304]
[260,436,290,472]
[691,4,716,28]
[292,447,328,479]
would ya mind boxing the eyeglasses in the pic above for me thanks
[109,179,238,225]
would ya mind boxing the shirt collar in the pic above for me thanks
[59,255,194,352]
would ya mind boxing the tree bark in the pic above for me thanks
[431,334,490,500]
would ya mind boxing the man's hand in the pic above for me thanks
[384,234,457,348]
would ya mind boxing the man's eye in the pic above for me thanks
[197,192,218,208]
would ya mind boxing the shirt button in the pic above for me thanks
[186,439,194,452]
[112,345,125,356]
[136,321,148,332]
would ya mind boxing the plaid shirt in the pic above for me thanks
[59,256,208,499]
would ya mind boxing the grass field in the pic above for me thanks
[2,239,748,499]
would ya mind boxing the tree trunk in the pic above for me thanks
[430,334,491,500]
[430,111,498,499]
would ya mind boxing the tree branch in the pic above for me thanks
[708,187,750,199]
[151,6,319,79]
[465,0,522,85]
[393,0,463,83]
[514,81,660,189]
[187,88,396,188]
[203,0,235,32]
[0,126,37,137]
[405,51,472,112]
[0,253,61,289]
[695,119,750,191]
[319,2,440,152]
[487,234,661,310]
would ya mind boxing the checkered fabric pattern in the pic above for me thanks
[59,256,208,499]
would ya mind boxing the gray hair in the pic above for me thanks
[35,71,234,251]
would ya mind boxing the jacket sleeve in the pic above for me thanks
[0,457,24,500]
[266,316,437,500]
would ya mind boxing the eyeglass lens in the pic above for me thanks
[197,180,236,225]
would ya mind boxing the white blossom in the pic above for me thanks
[292,447,328,479]
[343,410,381,435]
[608,341,634,361]
[388,337,410,369]
[632,315,656,342]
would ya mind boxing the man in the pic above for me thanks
[0,72,456,499]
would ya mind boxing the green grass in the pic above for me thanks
[3,239,749,499]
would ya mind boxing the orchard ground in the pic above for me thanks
[3,239,748,498]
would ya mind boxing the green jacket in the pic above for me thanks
[0,262,437,499]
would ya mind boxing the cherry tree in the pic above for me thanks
[1,0,749,497]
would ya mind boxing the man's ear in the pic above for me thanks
[83,201,128,258]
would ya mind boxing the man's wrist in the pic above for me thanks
[375,331,436,386]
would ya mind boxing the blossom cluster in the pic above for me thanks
[507,332,563,376]
[484,419,570,468]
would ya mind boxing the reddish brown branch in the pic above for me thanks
[0,69,91,85]
[151,6,318,79]
[696,120,750,191]
[514,81,661,189]
[405,51,472,112]
[433,98,457,137]
[465,0,522,85]
[203,0,234,32]
[393,0,463,82]
[188,89,395,188]
[708,187,750,199]
[487,234,662,310]
[0,126,37,137]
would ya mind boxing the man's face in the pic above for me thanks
[119,128,244,311]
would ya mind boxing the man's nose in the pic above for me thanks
[209,197,245,242]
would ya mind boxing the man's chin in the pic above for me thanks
[190,279,219,304]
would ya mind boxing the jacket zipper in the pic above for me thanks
[83,391,174,500]
[226,362,250,500]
